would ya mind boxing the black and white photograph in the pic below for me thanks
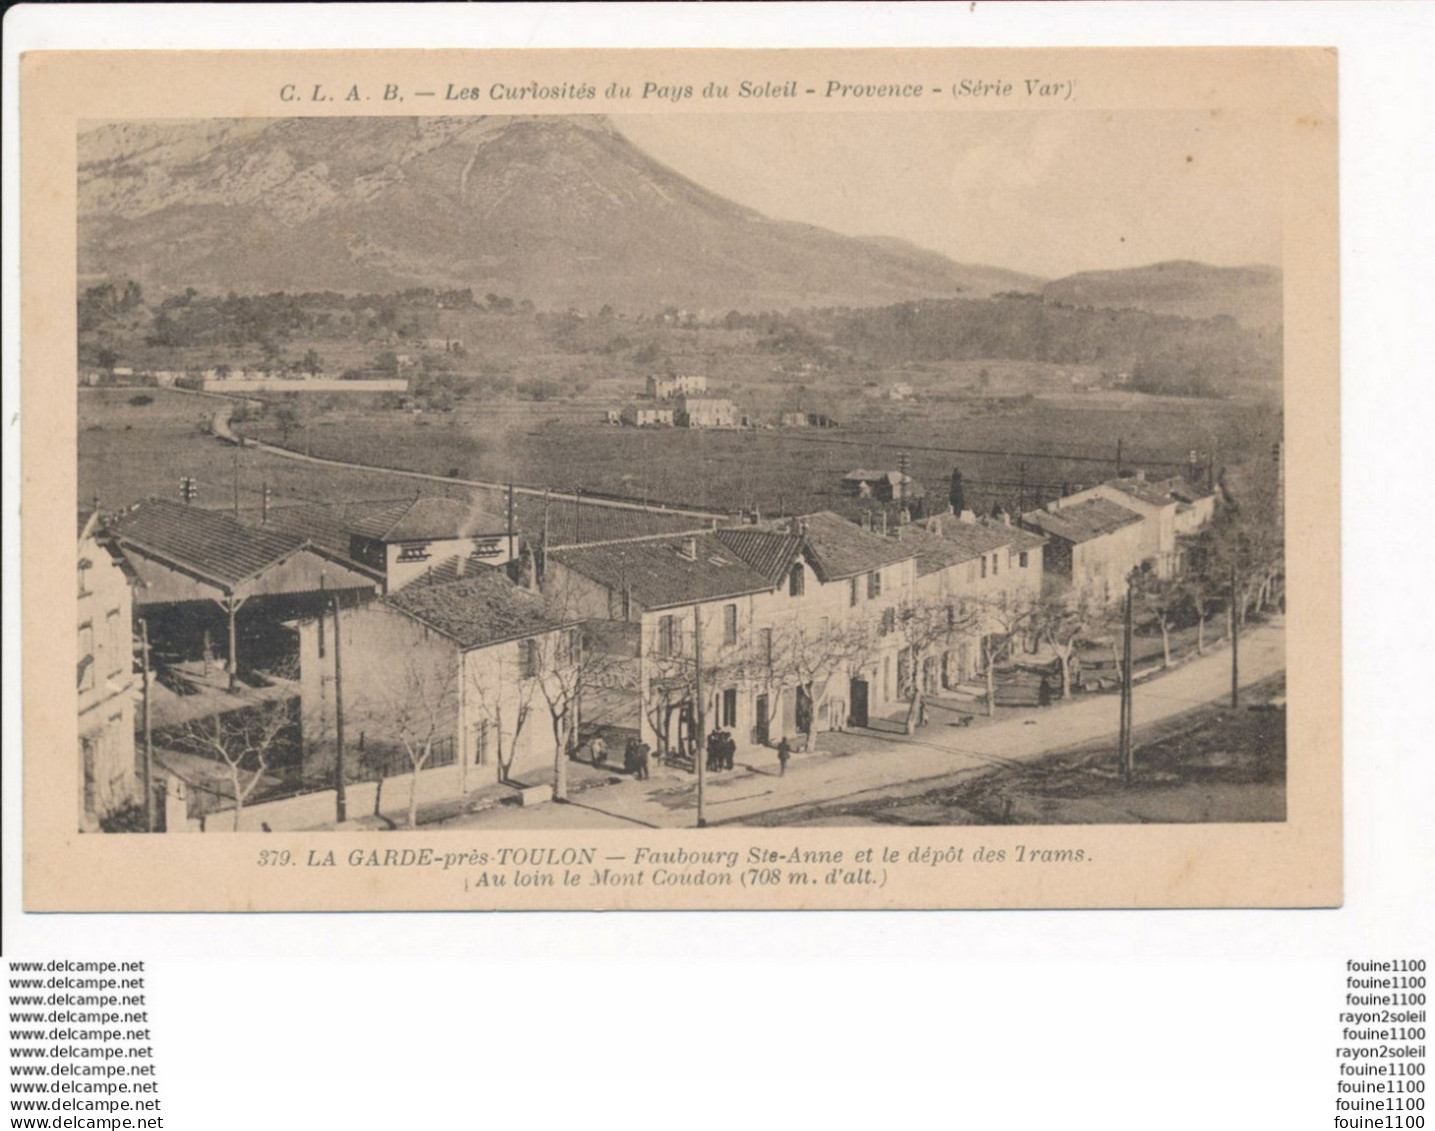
[75,106,1287,837]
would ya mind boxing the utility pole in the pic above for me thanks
[1119,573,1135,783]
[261,481,271,524]
[232,445,240,518]
[1115,437,1124,476]
[331,589,348,824]
[897,453,910,503]
[693,602,706,829]
[574,485,582,545]
[139,618,154,832]
[1230,562,1240,710]
[1017,462,1027,515]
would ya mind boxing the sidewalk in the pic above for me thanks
[439,623,1286,830]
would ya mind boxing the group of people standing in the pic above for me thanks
[587,734,651,780]
[704,729,737,772]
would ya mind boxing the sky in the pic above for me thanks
[611,110,1284,280]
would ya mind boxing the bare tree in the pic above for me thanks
[1031,593,1098,699]
[1133,571,1184,669]
[176,700,293,832]
[768,615,871,751]
[372,649,459,829]
[974,593,1037,716]
[465,646,540,788]
[890,597,983,735]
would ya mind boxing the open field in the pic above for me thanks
[233,387,1275,518]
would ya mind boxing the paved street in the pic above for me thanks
[435,622,1286,830]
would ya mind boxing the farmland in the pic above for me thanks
[81,378,1278,523]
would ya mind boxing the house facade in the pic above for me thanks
[675,396,740,429]
[78,515,137,828]
[296,569,578,793]
[544,514,922,757]
[1020,497,1147,603]
[620,404,675,428]
[339,497,516,592]
[645,374,707,400]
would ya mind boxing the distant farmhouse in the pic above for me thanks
[675,395,739,429]
[780,411,839,428]
[646,374,708,400]
[621,404,676,428]
[842,469,925,503]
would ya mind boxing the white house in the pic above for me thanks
[78,513,137,828]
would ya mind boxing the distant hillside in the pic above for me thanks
[1043,261,1282,329]
[79,116,1039,312]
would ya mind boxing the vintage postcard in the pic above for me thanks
[21,47,1339,910]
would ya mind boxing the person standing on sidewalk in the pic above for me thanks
[777,736,791,776]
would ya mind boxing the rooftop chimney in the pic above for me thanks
[959,509,976,524]
[1134,469,1146,484]
[931,517,943,536]
[879,512,888,537]
[678,537,698,562]
[1046,500,1060,513]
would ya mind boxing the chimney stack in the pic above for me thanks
[1135,469,1146,484]
[879,512,888,536]
[959,509,976,524]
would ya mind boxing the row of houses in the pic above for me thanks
[76,466,1214,829]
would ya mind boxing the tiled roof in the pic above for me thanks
[796,512,916,581]
[109,498,307,587]
[347,496,499,542]
[522,496,713,548]
[843,469,910,485]
[548,533,774,612]
[259,503,358,557]
[714,528,803,587]
[384,570,572,651]
[1105,475,1215,509]
[1021,498,1143,544]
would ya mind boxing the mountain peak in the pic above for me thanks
[79,115,1037,310]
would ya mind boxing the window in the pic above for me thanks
[761,627,774,667]
[880,608,896,636]
[947,603,957,629]
[788,563,806,597]
[992,553,999,577]
[1019,551,1029,569]
[867,570,882,599]
[473,720,490,766]
[106,610,123,677]
[849,577,860,607]
[721,688,738,728]
[723,604,738,646]
[395,543,432,563]
[980,556,987,579]
[78,624,95,692]
[519,638,538,678]
[658,615,679,656]
[78,563,91,598]
[883,656,892,701]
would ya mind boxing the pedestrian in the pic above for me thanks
[590,734,607,767]
[777,736,791,776]
[917,698,929,727]
[624,736,639,776]
[636,742,651,781]
[1038,675,1052,708]
[723,731,736,771]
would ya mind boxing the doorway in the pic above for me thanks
[849,678,869,728]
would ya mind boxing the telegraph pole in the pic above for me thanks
[139,618,154,832]
[1119,574,1135,783]
[332,590,348,824]
[232,445,240,517]
[1230,562,1240,709]
[693,602,707,829]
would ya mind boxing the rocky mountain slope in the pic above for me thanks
[79,116,1041,310]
